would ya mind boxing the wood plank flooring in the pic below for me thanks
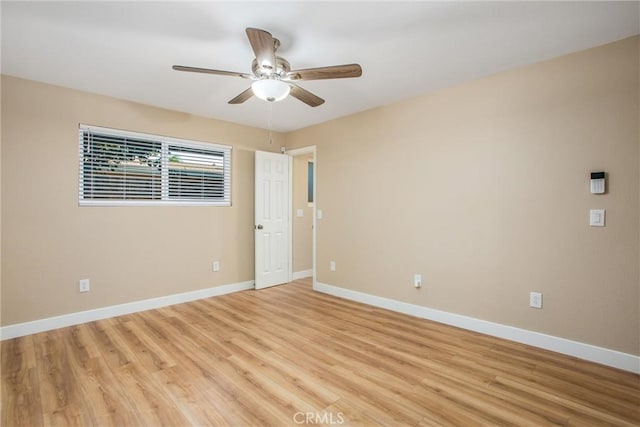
[2,279,639,426]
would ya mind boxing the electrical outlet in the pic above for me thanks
[414,274,422,288]
[213,261,220,272]
[529,292,542,309]
[330,261,336,271]
[79,279,90,293]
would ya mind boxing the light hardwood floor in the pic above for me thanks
[2,279,639,426]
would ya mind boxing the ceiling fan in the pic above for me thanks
[172,27,362,107]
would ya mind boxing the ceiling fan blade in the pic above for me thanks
[246,28,276,72]
[228,87,254,104]
[173,65,253,79]
[289,84,325,107]
[286,64,362,81]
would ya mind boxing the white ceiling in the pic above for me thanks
[2,1,638,132]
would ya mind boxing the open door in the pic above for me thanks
[255,150,290,289]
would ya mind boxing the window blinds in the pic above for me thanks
[79,125,232,206]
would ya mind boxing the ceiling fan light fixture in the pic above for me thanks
[252,79,290,102]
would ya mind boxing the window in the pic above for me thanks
[307,161,314,205]
[79,125,231,206]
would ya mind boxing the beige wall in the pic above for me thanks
[1,75,283,326]
[286,36,640,355]
[292,156,313,272]
[0,79,3,325]
[2,37,639,357]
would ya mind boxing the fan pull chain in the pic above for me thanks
[268,102,273,145]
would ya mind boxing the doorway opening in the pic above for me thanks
[287,146,316,286]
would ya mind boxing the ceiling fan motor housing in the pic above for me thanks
[252,57,291,79]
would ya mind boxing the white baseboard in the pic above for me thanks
[314,281,640,374]
[292,269,313,280]
[0,280,255,340]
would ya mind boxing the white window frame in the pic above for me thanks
[78,124,232,206]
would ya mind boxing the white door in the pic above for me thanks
[255,150,290,289]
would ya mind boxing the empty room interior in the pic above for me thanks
[1,2,639,426]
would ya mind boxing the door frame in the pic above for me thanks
[285,146,317,287]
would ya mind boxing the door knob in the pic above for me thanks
[256,224,263,230]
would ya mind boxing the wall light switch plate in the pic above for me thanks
[330,261,336,271]
[590,209,605,227]
[317,209,323,219]
[296,209,304,217]
[79,279,90,293]
[213,261,220,272]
